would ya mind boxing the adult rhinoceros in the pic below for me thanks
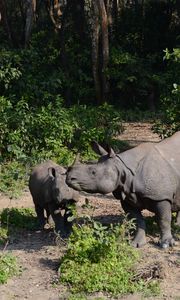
[66,132,180,248]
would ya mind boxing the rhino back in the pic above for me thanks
[134,147,180,205]
[155,131,180,176]
[119,142,154,174]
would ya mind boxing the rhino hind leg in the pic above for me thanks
[175,211,180,226]
[121,200,146,248]
[155,200,175,248]
[34,203,47,230]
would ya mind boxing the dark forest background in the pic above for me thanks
[0,0,180,195]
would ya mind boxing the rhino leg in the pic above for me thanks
[63,207,73,234]
[155,200,175,248]
[34,203,46,229]
[121,201,146,248]
[48,203,67,236]
[175,211,180,226]
[45,206,51,223]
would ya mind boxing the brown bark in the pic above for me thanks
[91,0,101,104]
[98,0,109,103]
[59,3,72,106]
[46,0,62,30]
[0,0,13,45]
[24,0,35,47]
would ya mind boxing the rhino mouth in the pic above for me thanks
[67,178,95,193]
[66,178,82,191]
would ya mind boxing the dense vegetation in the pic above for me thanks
[0,208,160,296]
[59,217,160,297]
[1,1,179,165]
[0,1,179,198]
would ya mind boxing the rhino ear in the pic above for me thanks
[48,167,56,180]
[91,141,108,156]
[107,146,116,158]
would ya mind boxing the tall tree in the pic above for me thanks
[91,0,109,104]
[91,1,101,104]
[46,0,63,30]
[98,0,109,103]
[24,0,36,47]
[0,0,13,45]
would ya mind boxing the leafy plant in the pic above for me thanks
[0,98,123,163]
[108,48,161,110]
[0,161,29,198]
[153,48,180,137]
[0,253,20,284]
[59,217,160,296]
[0,227,8,245]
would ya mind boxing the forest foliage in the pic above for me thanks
[0,1,180,191]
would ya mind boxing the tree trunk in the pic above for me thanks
[46,0,62,31]
[24,0,35,47]
[91,0,109,105]
[0,0,13,45]
[91,0,101,104]
[59,3,72,106]
[98,0,109,103]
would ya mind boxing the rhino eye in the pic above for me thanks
[91,169,96,176]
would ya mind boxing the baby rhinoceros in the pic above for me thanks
[29,160,79,236]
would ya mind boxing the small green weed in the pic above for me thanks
[59,218,160,297]
[0,207,37,230]
[0,226,8,244]
[0,252,20,284]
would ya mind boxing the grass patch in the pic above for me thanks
[0,207,37,230]
[0,253,21,284]
[59,218,160,297]
[0,226,8,245]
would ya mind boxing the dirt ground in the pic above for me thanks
[0,122,179,300]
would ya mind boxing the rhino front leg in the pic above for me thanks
[155,200,175,248]
[34,203,47,230]
[48,203,68,237]
[121,201,146,248]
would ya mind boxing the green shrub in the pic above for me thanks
[153,49,180,137]
[0,99,123,163]
[0,227,8,245]
[0,161,29,198]
[69,103,123,156]
[108,48,161,110]
[0,253,20,284]
[59,218,160,296]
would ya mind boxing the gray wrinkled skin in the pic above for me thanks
[29,160,79,236]
[66,132,180,248]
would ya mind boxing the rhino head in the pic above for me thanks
[66,142,122,194]
[48,166,73,205]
